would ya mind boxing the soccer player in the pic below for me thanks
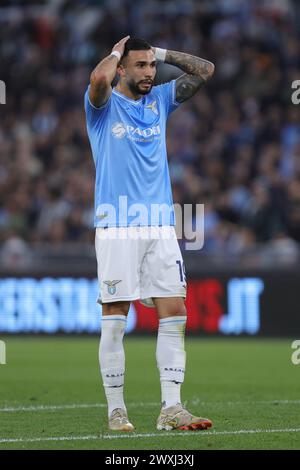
[84,36,215,432]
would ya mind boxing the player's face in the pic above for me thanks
[120,50,156,95]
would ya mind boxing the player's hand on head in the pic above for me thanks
[112,36,130,59]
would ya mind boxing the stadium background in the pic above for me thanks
[0,0,300,336]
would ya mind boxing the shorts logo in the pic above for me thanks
[103,280,122,295]
[111,122,126,139]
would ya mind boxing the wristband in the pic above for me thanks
[111,50,121,61]
[154,47,167,62]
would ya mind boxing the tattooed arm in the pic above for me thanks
[89,35,130,107]
[164,50,215,103]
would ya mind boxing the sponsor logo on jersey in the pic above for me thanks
[111,122,127,139]
[111,122,161,140]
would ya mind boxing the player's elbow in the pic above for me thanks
[209,62,215,76]
[206,61,215,80]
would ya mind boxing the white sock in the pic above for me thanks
[156,316,187,409]
[99,314,127,416]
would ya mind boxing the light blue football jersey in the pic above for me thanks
[84,80,180,227]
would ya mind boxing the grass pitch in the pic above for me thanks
[0,336,299,450]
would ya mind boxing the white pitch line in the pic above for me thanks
[190,399,300,406]
[0,402,158,413]
[1,428,300,444]
[0,404,105,412]
[1,400,300,413]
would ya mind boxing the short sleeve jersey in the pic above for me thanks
[84,80,181,227]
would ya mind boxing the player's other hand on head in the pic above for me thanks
[112,36,130,59]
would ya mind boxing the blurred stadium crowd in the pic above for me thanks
[0,0,300,267]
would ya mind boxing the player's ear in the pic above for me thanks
[117,63,126,78]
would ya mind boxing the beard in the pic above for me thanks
[128,79,153,96]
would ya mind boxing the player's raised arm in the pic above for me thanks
[89,35,130,107]
[153,47,215,103]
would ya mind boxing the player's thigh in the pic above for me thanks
[95,228,140,303]
[141,227,186,303]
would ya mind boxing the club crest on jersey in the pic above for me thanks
[103,280,122,295]
[146,100,158,115]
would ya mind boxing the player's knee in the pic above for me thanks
[174,301,186,317]
[102,301,130,316]
[158,298,187,318]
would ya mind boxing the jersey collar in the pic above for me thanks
[112,88,144,105]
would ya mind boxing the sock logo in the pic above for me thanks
[105,372,124,378]
[164,367,185,373]
[103,280,122,295]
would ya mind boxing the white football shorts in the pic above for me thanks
[95,226,186,307]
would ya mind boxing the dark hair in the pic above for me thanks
[122,38,151,59]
